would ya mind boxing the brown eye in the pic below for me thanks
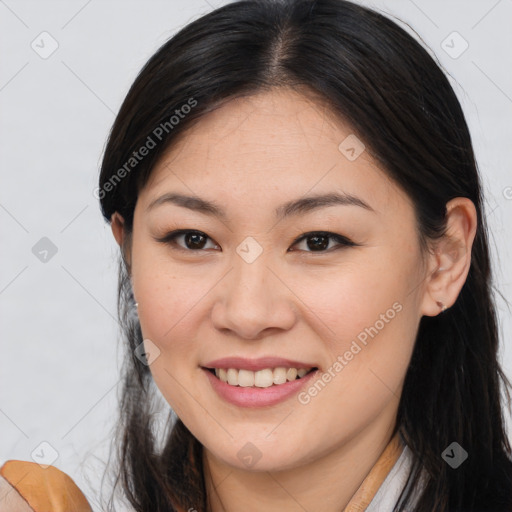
[183,232,207,249]
[290,231,356,253]
[156,230,219,252]
[305,234,329,251]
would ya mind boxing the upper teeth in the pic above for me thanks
[214,367,312,388]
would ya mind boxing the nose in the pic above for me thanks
[211,255,297,340]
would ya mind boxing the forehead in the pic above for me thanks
[140,88,410,217]
[150,88,346,178]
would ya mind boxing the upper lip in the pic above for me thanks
[202,357,318,372]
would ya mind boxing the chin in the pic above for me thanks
[205,437,311,473]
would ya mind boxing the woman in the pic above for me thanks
[2,0,511,510]
[98,0,512,510]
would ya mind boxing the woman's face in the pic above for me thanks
[128,88,430,472]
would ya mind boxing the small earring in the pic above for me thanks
[135,302,139,308]
[436,301,447,312]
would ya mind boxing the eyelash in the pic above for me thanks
[155,229,357,254]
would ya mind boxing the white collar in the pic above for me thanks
[366,443,425,511]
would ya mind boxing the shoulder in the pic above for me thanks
[0,460,93,512]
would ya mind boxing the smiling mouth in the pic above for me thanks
[204,366,317,388]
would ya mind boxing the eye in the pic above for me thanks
[289,231,357,253]
[156,229,357,254]
[156,230,219,252]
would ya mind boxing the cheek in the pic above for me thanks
[135,271,179,340]
[135,268,204,352]
[303,253,411,337]
[295,274,415,436]
[303,248,419,387]
[131,236,207,338]
[132,261,209,417]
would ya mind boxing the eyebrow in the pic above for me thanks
[146,191,375,220]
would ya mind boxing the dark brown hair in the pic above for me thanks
[97,0,512,510]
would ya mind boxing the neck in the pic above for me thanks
[202,410,401,512]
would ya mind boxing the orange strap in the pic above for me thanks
[0,460,93,512]
[343,432,404,511]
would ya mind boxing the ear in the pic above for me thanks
[111,212,132,269]
[111,212,125,247]
[420,197,477,317]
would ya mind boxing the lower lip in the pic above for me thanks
[202,367,318,408]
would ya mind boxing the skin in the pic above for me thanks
[111,87,477,511]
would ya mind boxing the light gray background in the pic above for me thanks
[1,0,511,510]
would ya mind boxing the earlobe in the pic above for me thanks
[420,197,477,317]
[111,212,125,247]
